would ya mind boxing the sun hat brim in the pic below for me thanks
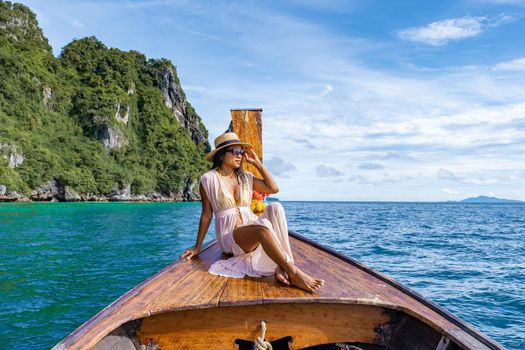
[206,141,253,161]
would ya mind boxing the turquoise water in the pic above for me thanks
[0,202,524,349]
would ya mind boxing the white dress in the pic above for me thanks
[200,169,294,278]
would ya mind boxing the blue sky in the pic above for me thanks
[20,0,525,201]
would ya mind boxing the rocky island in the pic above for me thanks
[0,2,210,202]
[460,196,523,203]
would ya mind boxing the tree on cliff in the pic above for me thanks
[0,1,210,201]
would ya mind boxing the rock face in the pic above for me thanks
[0,2,50,51]
[1,4,209,202]
[4,179,203,202]
[1,11,43,43]
[62,186,81,201]
[30,180,80,201]
[109,183,132,201]
[31,180,60,201]
[93,117,128,150]
[0,144,24,168]
[43,85,52,106]
[159,67,207,146]
[114,103,129,124]
[160,67,185,124]
[0,191,28,202]
[183,177,200,201]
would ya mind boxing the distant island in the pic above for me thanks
[460,196,524,203]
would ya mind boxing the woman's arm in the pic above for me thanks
[180,182,213,260]
[244,149,279,194]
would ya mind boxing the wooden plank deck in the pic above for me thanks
[53,233,503,350]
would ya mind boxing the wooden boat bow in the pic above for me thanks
[53,231,505,350]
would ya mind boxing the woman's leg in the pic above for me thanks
[233,225,324,292]
[259,202,293,262]
[259,202,293,284]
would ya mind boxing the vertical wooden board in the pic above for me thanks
[231,109,263,177]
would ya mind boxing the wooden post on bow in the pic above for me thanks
[230,109,263,177]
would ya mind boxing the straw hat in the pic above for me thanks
[206,132,253,161]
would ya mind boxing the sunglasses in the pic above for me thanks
[226,148,245,156]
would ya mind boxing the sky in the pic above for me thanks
[19,0,525,201]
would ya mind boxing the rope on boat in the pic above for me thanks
[254,320,272,350]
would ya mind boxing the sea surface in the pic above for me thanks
[0,201,524,349]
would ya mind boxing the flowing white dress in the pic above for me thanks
[200,169,294,278]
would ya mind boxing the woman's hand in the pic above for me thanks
[244,148,262,168]
[181,246,200,261]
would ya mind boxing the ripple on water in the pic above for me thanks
[286,201,525,350]
[0,201,524,349]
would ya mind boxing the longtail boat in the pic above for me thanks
[53,110,505,350]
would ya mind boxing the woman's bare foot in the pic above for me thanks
[287,265,324,293]
[275,266,290,285]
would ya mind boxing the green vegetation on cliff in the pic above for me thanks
[0,1,210,199]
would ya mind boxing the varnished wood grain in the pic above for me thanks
[231,109,262,177]
[137,303,390,349]
[54,242,224,350]
[261,238,392,304]
[218,276,263,306]
[54,235,501,350]
[140,252,228,315]
[288,234,497,350]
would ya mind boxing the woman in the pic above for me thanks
[181,132,323,293]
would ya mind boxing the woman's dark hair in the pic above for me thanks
[211,147,247,185]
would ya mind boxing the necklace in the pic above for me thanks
[217,168,241,204]
[218,168,235,179]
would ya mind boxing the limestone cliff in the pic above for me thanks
[159,66,208,147]
[0,2,210,202]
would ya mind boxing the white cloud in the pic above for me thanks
[265,156,296,178]
[396,15,515,45]
[489,13,517,26]
[492,57,525,71]
[69,18,85,28]
[435,168,522,186]
[348,175,369,184]
[438,168,459,181]
[441,188,461,195]
[397,17,485,45]
[461,176,500,185]
[316,165,343,177]
[320,84,333,96]
[358,162,384,170]
[184,7,525,199]
[347,173,412,186]
[23,0,525,200]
